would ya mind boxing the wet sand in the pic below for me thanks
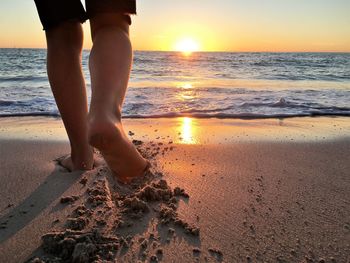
[0,117,349,262]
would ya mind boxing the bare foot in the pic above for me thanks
[58,155,75,171]
[57,149,94,172]
[88,114,149,183]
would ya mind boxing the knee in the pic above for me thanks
[90,13,130,41]
[46,21,84,55]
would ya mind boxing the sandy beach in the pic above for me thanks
[0,117,349,263]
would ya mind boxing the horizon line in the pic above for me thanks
[0,47,349,53]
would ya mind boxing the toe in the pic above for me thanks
[57,155,74,172]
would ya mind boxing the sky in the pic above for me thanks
[0,0,349,52]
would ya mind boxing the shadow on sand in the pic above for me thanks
[0,165,83,244]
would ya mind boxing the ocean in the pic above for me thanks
[0,49,349,119]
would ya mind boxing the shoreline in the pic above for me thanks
[0,117,349,262]
[0,116,349,143]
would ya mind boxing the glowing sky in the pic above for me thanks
[0,0,349,51]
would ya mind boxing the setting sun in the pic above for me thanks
[174,38,200,55]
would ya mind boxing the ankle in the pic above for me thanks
[70,147,94,170]
[89,104,122,122]
[71,143,93,157]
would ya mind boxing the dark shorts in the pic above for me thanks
[34,0,136,30]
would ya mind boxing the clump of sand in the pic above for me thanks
[28,139,200,263]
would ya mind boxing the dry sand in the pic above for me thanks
[0,117,349,263]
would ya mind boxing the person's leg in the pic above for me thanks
[88,13,148,183]
[46,21,94,171]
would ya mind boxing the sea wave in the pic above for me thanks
[1,50,350,120]
[0,112,60,118]
[240,98,350,111]
[0,75,46,82]
[1,111,349,119]
[1,96,350,119]
[0,100,18,106]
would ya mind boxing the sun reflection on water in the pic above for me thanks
[179,117,197,144]
[182,83,193,89]
[177,82,196,101]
